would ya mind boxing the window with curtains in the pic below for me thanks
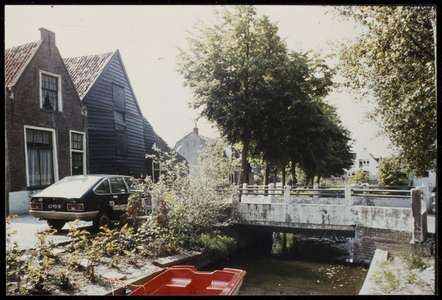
[41,73,59,111]
[26,128,55,187]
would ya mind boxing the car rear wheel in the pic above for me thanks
[93,210,111,230]
[47,220,66,231]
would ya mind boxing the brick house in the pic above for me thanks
[5,28,88,214]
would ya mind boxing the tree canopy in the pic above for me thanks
[378,157,410,186]
[332,6,436,176]
[177,6,290,184]
[178,5,355,185]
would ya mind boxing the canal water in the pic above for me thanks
[203,233,368,295]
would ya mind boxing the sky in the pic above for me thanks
[5,5,395,158]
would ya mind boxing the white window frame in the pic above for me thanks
[69,130,87,175]
[24,125,59,187]
[39,70,63,112]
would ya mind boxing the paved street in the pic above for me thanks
[6,214,93,250]
[6,213,436,251]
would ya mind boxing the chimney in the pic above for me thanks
[193,121,198,135]
[39,28,56,54]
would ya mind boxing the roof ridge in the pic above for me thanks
[63,51,115,99]
[63,51,115,60]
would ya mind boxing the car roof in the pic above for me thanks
[68,174,132,179]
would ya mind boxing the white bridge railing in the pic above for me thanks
[236,183,434,211]
[238,183,413,200]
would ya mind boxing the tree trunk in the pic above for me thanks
[282,167,286,186]
[264,163,270,186]
[239,139,250,186]
[316,176,321,184]
[264,162,270,196]
[291,161,297,186]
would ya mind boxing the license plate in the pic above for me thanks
[48,204,62,210]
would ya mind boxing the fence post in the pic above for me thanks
[421,183,433,213]
[284,185,291,203]
[241,183,248,202]
[410,187,433,255]
[232,185,239,204]
[313,183,319,198]
[269,183,275,197]
[411,188,427,243]
[344,185,353,225]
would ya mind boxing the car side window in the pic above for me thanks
[94,179,110,194]
[124,178,141,192]
[109,177,128,194]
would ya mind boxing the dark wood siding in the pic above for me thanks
[82,53,155,177]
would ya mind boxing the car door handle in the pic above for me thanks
[113,195,118,199]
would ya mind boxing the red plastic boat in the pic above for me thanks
[129,266,246,296]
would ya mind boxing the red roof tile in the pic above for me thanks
[63,52,114,100]
[5,40,42,87]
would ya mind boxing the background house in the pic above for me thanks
[64,50,158,178]
[5,28,88,214]
[344,148,382,184]
[174,125,241,182]
[174,125,208,177]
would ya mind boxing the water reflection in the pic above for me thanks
[205,233,368,295]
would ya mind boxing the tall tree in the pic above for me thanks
[295,102,354,185]
[178,6,289,185]
[248,51,342,185]
[332,6,436,176]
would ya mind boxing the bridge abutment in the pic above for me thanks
[353,226,413,264]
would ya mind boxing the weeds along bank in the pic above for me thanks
[361,251,435,295]
[6,143,243,295]
[6,216,240,295]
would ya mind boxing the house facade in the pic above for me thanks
[63,50,157,178]
[345,148,382,184]
[174,126,207,177]
[174,126,241,182]
[5,28,88,214]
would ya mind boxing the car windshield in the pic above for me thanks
[34,176,103,198]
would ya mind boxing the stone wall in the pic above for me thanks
[353,226,413,264]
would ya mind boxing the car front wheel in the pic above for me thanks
[93,210,111,230]
[47,219,66,231]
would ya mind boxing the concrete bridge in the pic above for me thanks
[234,184,433,264]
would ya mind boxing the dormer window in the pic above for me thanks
[40,71,62,111]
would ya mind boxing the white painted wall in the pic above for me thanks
[9,190,43,215]
[346,148,381,180]
[412,171,436,188]
[174,131,207,177]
